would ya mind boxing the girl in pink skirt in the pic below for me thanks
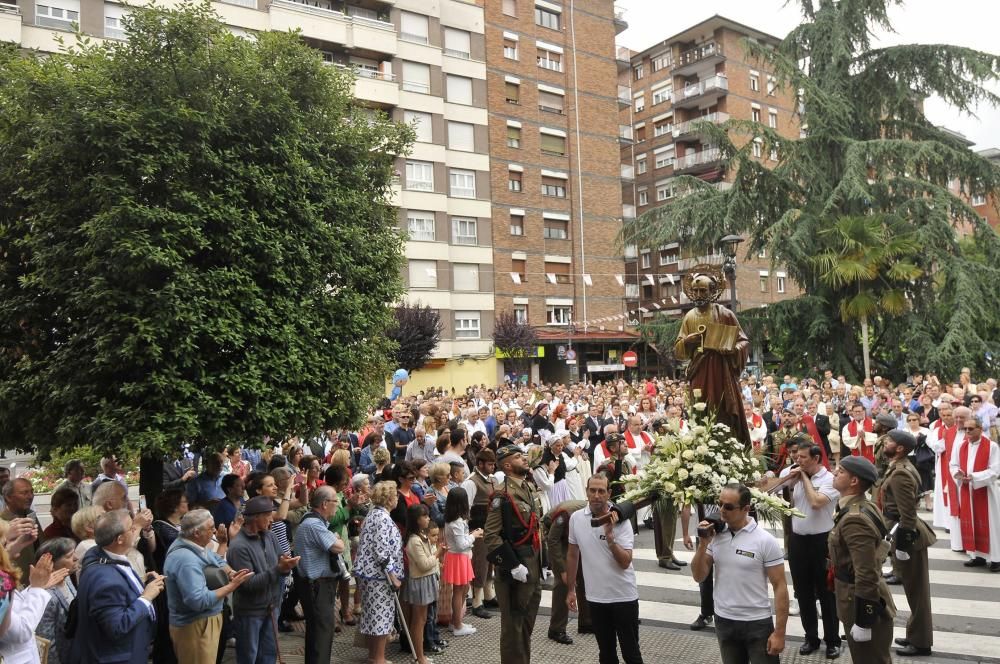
[442,487,482,636]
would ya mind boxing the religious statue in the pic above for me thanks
[673,267,752,447]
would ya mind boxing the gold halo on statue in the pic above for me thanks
[682,264,725,303]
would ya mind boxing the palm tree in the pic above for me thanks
[812,215,923,378]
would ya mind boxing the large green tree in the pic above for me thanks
[0,2,411,468]
[623,0,1000,379]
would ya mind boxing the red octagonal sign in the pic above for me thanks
[622,351,638,367]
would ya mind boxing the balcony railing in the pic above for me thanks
[674,147,721,170]
[616,45,630,64]
[675,41,723,68]
[622,204,636,220]
[330,63,396,82]
[617,84,630,106]
[0,1,18,13]
[680,75,728,100]
[672,112,729,138]
[621,164,634,181]
[618,124,634,143]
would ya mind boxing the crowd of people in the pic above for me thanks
[0,368,997,663]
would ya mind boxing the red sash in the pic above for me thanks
[937,424,960,516]
[624,429,651,453]
[748,414,764,453]
[848,418,874,463]
[798,415,830,468]
[958,436,992,554]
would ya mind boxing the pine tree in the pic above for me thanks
[623,0,1000,378]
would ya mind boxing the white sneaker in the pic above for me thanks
[789,599,800,616]
[451,625,477,636]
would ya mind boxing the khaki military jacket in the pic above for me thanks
[828,494,897,627]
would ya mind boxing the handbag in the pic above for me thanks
[913,435,934,469]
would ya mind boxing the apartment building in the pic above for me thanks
[619,15,802,352]
[0,0,501,393]
[486,0,637,383]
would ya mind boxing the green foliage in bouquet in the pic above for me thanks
[621,403,804,524]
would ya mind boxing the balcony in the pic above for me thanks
[617,84,631,108]
[673,147,722,174]
[623,204,636,220]
[672,112,729,141]
[618,124,634,145]
[616,45,631,71]
[334,66,399,107]
[0,2,21,43]
[673,74,728,110]
[269,0,396,55]
[672,41,725,76]
[621,164,634,182]
[613,6,627,34]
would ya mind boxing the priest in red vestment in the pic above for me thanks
[949,415,1000,571]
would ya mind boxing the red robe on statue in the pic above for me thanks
[797,415,830,468]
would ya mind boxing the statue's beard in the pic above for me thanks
[692,295,712,307]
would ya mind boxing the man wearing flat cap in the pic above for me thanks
[876,429,936,657]
[485,445,543,664]
[828,456,896,664]
[227,495,301,664]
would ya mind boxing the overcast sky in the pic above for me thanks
[616,0,1000,150]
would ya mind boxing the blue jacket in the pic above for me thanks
[163,537,227,626]
[70,547,156,664]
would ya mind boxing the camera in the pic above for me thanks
[697,516,725,539]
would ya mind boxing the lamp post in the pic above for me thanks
[719,234,744,312]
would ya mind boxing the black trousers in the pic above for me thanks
[588,599,643,664]
[788,531,840,647]
[298,577,337,664]
[699,568,714,618]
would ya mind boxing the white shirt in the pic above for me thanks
[780,465,838,534]
[706,517,784,621]
[568,505,638,603]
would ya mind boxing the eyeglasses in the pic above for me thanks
[719,502,741,511]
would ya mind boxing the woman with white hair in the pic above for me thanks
[532,430,577,514]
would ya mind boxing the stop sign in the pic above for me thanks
[622,351,638,367]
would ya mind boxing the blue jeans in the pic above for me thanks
[424,601,440,644]
[714,616,778,664]
[232,607,278,664]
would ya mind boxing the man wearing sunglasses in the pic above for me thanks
[691,484,789,664]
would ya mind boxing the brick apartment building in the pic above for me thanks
[618,15,804,372]
[486,0,637,383]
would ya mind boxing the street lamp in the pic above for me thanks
[719,234,744,312]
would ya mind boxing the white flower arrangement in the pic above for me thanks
[620,403,804,524]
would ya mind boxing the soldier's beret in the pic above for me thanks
[840,456,878,483]
[875,413,897,429]
[887,429,917,450]
[496,445,522,464]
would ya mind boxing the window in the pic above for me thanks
[769,147,778,161]
[408,260,437,288]
[505,81,520,104]
[640,251,651,269]
[448,121,475,151]
[752,139,762,158]
[508,170,522,192]
[651,51,673,72]
[653,119,672,137]
[104,3,127,39]
[638,190,648,206]
[635,126,646,142]
[751,107,760,123]
[545,261,571,283]
[659,249,678,265]
[449,169,476,198]
[541,176,566,198]
[540,132,566,156]
[535,6,559,30]
[758,248,767,258]
[538,90,564,114]
[636,158,647,174]
[507,125,521,148]
[510,213,524,236]
[446,75,473,105]
[512,259,526,282]
[36,1,79,28]
[654,146,674,169]
[973,193,987,206]
[453,264,480,291]
[777,274,786,293]
[502,0,517,16]
[656,182,676,201]
[750,73,759,91]
[514,305,528,324]
[766,75,776,96]
[452,218,478,246]
[455,311,481,338]
[444,28,471,59]
[768,111,777,129]
[537,48,562,72]
[543,219,569,240]
[634,95,645,113]
[633,64,644,80]
[402,61,430,94]
[547,305,572,325]
[407,210,435,241]
[400,11,429,44]
[642,284,653,299]
[625,283,639,298]
[759,273,769,292]
[404,111,433,143]
[503,38,518,60]
[652,87,671,105]
[405,160,434,191]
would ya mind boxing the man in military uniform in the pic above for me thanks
[486,445,543,664]
[464,448,499,618]
[878,429,936,657]
[544,499,590,644]
[871,412,902,584]
[829,456,896,664]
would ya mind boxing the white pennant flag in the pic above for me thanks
[645,274,656,286]
[510,272,521,284]
[546,273,557,284]
[617,325,624,331]
[671,295,678,303]
[615,274,625,286]
[652,302,661,309]
[583,274,593,286]
[666,273,675,284]
[639,307,648,313]
[599,325,606,331]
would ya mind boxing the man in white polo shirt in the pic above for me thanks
[691,484,789,664]
[781,444,842,658]
[565,472,643,664]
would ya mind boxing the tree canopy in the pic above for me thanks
[387,303,442,373]
[0,1,412,458]
[623,0,1000,380]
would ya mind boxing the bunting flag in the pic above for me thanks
[645,274,656,285]
[583,274,593,286]
[510,272,521,284]
[615,274,625,286]
[652,302,661,309]
[671,295,678,303]
[666,273,675,284]
[546,273,557,284]
[639,307,648,313]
